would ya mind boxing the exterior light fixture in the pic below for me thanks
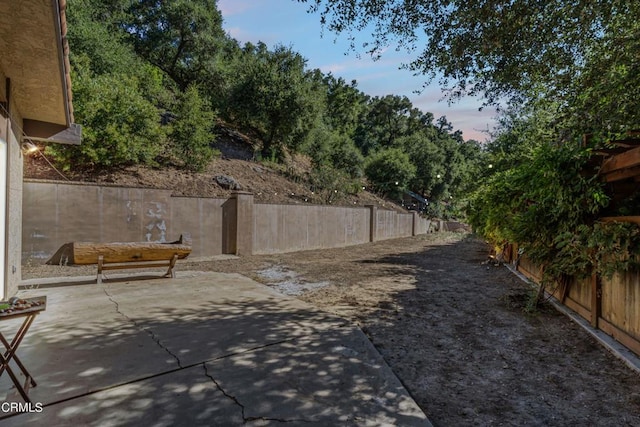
[21,141,38,155]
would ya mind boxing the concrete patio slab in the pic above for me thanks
[0,271,431,426]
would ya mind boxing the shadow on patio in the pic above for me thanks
[0,271,430,426]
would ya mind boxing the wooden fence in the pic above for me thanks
[504,244,640,356]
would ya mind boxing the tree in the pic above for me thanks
[51,0,168,168]
[323,74,368,138]
[168,85,216,171]
[303,124,364,178]
[398,132,444,199]
[124,0,227,91]
[298,0,640,108]
[354,95,413,154]
[227,43,325,159]
[549,13,640,139]
[468,141,610,287]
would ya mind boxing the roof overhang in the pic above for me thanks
[0,0,81,144]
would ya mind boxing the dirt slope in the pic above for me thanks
[24,129,403,211]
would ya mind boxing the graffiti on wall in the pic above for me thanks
[125,200,138,224]
[145,201,167,242]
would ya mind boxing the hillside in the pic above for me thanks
[24,127,405,212]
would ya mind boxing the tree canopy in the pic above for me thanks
[297,1,640,114]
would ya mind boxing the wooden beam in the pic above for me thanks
[601,165,640,182]
[601,145,640,174]
[600,216,640,225]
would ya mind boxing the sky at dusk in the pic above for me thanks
[218,0,498,142]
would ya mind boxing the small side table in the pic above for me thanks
[0,296,47,403]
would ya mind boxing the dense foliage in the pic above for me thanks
[52,0,480,214]
[298,1,640,115]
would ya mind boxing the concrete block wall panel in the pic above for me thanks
[375,210,394,240]
[22,182,58,262]
[398,213,414,237]
[55,184,102,242]
[375,210,414,240]
[252,203,279,253]
[22,183,180,263]
[375,210,392,240]
[305,206,321,246]
[417,218,431,234]
[23,183,178,263]
[283,205,306,252]
[171,197,225,257]
[140,189,173,242]
[327,207,347,246]
[253,204,370,254]
[101,187,145,241]
[342,207,369,245]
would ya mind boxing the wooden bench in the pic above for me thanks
[46,234,192,284]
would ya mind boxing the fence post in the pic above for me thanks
[366,205,377,242]
[591,273,601,328]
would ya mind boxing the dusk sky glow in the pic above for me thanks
[218,0,498,142]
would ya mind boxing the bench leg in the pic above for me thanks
[165,254,179,278]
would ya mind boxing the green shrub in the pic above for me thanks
[48,71,166,168]
[168,85,217,172]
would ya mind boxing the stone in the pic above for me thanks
[214,175,242,190]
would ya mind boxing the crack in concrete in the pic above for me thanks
[102,286,183,368]
[202,362,312,424]
[99,288,318,423]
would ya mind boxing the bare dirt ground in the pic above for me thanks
[25,232,640,426]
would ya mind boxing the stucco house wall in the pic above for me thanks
[5,110,24,297]
[1,0,80,298]
[1,80,26,298]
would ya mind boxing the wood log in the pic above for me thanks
[46,234,192,265]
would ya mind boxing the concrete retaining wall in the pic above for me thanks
[22,181,431,264]
[375,209,414,240]
[253,204,370,254]
[23,182,225,262]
